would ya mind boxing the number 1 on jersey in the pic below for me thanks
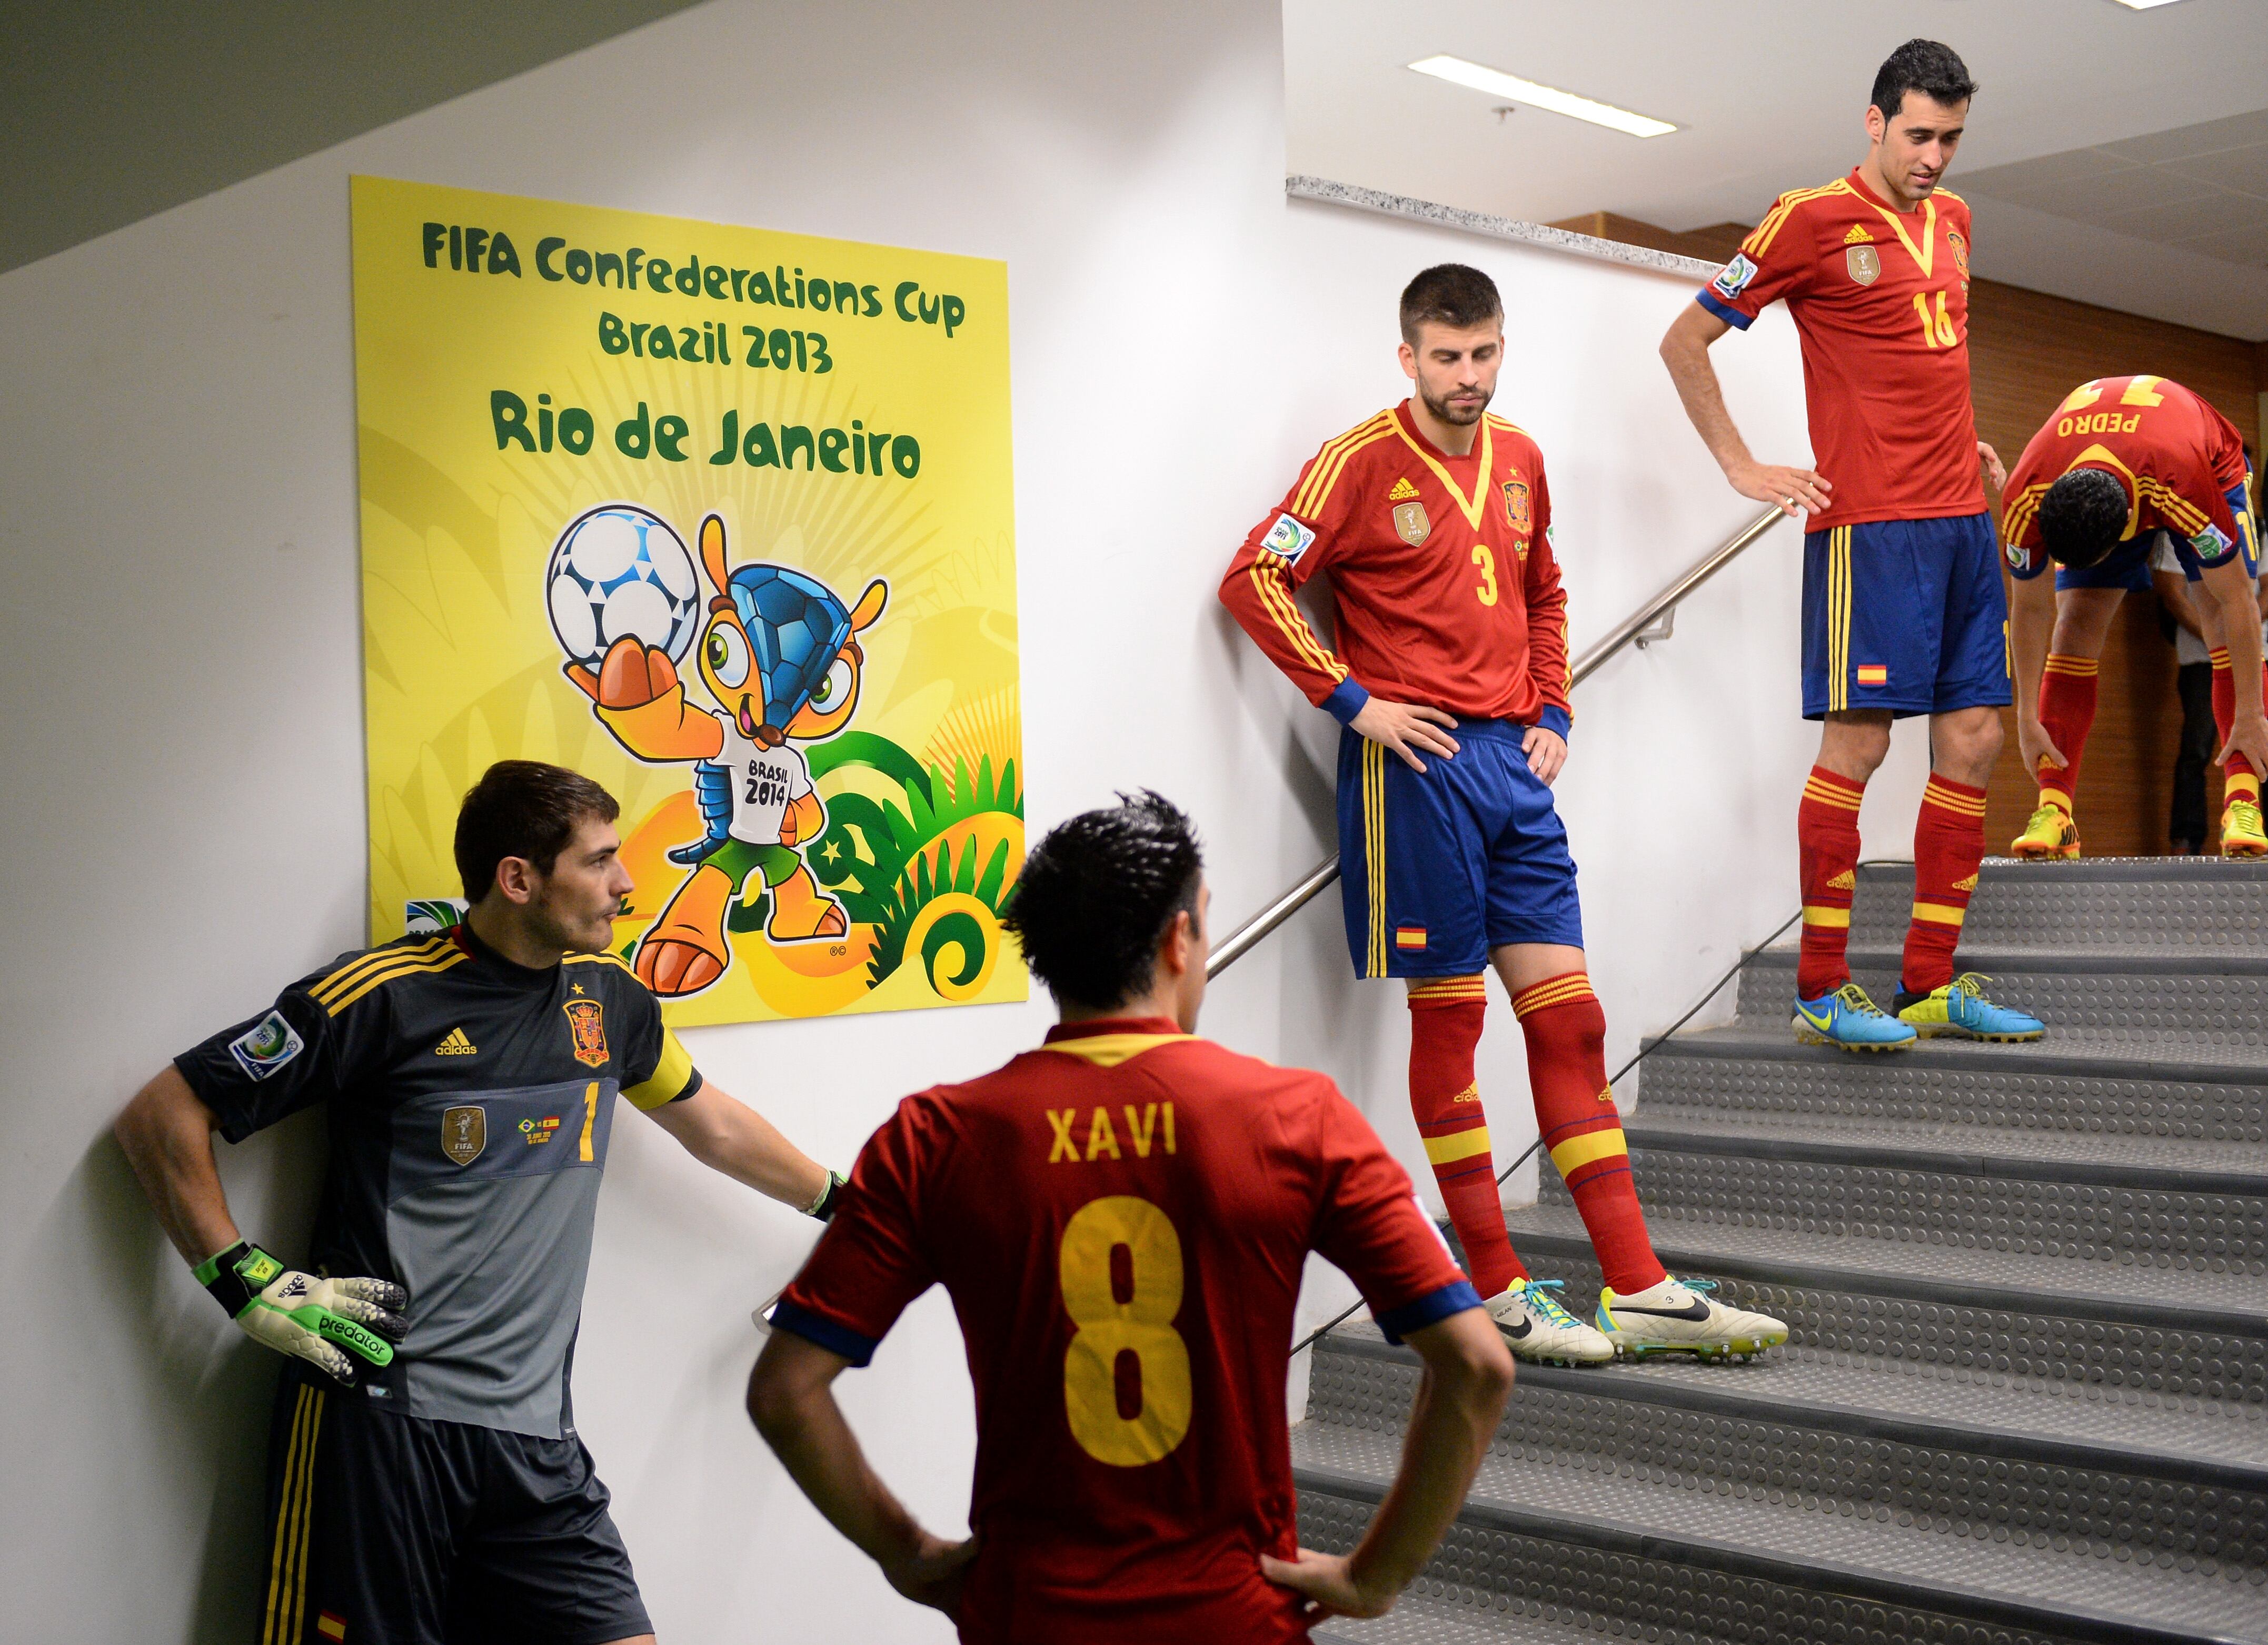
[1059,1196,1192,1466]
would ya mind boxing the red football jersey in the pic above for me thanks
[774,1018,1475,1645]
[2001,376,2252,578]
[1218,401,1572,734]
[1699,169,1983,526]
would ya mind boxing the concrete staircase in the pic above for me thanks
[1292,858,2268,1644]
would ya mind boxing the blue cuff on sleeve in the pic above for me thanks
[769,1299,882,1368]
[1376,1279,1484,1345]
[1695,290,1753,331]
[1322,677,1371,726]
[1535,705,1572,742]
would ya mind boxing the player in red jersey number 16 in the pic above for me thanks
[749,794,1511,1642]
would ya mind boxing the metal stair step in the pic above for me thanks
[1841,858,2268,953]
[1292,1405,2268,1645]
[1736,946,2268,1037]
[1641,1024,2268,1146]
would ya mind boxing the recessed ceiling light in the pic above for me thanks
[1408,55,1677,138]
[2106,0,2190,8]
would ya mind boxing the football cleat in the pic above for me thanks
[1894,973,2045,1041]
[2222,799,2268,859]
[1487,1278,1615,1366]
[2011,802,2080,859]
[1793,984,1917,1053]
[1598,1276,1787,1362]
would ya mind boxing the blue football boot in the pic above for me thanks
[1894,973,2045,1041]
[1792,983,1917,1053]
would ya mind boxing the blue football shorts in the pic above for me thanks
[1336,718,1584,979]
[2050,478,2259,592]
[1802,511,2011,720]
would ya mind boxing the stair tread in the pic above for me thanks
[1316,1325,2268,1478]
[1670,1019,2268,1077]
[1754,939,2268,973]
[1620,1108,2268,1185]
[1292,1425,2268,1642]
[1312,1596,1603,1645]
[1500,1204,2268,1327]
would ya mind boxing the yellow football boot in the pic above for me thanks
[2010,801,2080,860]
[2222,799,2268,859]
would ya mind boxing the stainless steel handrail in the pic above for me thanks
[1205,504,1786,980]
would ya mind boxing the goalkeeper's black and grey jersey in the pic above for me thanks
[177,925,702,1438]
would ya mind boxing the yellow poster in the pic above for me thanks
[351,176,1024,1024]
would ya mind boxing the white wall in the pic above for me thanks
[0,3,1895,1640]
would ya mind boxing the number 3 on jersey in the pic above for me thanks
[1059,1196,1192,1466]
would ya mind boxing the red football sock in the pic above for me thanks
[1407,977,1523,1299]
[2035,654,2098,810]
[1797,766,1865,1000]
[1509,973,1666,1295]
[2212,649,2264,799]
[1903,774,1987,995]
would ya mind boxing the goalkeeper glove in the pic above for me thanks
[195,1242,408,1386]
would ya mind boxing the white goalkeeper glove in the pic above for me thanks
[195,1241,408,1386]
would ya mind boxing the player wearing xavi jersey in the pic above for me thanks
[1220,264,1785,1368]
[115,762,843,1645]
[1999,376,2268,859]
[750,796,1515,1640]
[1662,38,2043,1051]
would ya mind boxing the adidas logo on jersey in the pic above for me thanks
[1843,224,1874,244]
[1828,869,1856,890]
[434,1027,478,1056]
[1387,477,1420,501]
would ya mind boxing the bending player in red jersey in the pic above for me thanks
[748,794,1514,1642]
[1660,38,2043,1050]
[2000,376,2268,859]
[1219,264,1786,1367]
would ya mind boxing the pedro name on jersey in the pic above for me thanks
[1700,170,1981,525]
[2000,375,2252,579]
[1220,402,1571,730]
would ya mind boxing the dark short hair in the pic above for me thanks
[1000,791,1203,1011]
[1871,39,1977,121]
[1400,264,1503,347]
[455,760,620,902]
[2037,469,2130,569]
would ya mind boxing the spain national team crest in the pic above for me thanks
[441,1105,485,1166]
[1502,480,1533,537]
[1392,499,1431,547]
[1845,245,1881,286]
[1947,229,1969,284]
[562,998,609,1068]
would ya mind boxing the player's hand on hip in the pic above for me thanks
[201,1243,407,1386]
[2217,714,2268,785]
[1977,440,2007,493]
[1521,725,1568,784]
[880,1531,978,1616]
[2017,714,2067,776]
[1261,1548,1395,1620]
[1726,457,1831,521]
[1351,698,1460,772]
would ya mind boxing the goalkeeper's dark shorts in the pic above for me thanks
[255,1368,651,1644]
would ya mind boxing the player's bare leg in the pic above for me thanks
[1493,944,1785,1361]
[1794,712,1914,1049]
[2014,587,2122,857]
[1898,706,2044,1039]
[636,862,735,995]
[2194,592,2268,855]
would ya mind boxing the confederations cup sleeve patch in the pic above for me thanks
[227,1010,306,1081]
[1710,253,1757,302]
[1261,513,1317,564]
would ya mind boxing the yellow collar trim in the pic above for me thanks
[2066,444,2142,541]
[1392,415,1494,529]
[1855,186,1937,278]
[1041,1033,1186,1068]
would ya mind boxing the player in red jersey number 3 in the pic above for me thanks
[1660,38,2044,1051]
[749,795,1513,1642]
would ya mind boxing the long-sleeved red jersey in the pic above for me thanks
[1219,401,1572,735]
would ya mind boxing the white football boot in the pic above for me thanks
[1596,1275,1787,1362]
[1487,1278,1615,1365]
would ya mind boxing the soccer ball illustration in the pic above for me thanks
[545,504,701,668]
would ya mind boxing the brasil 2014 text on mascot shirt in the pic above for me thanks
[351,175,1025,1026]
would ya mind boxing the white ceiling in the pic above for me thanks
[1285,0,2268,339]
